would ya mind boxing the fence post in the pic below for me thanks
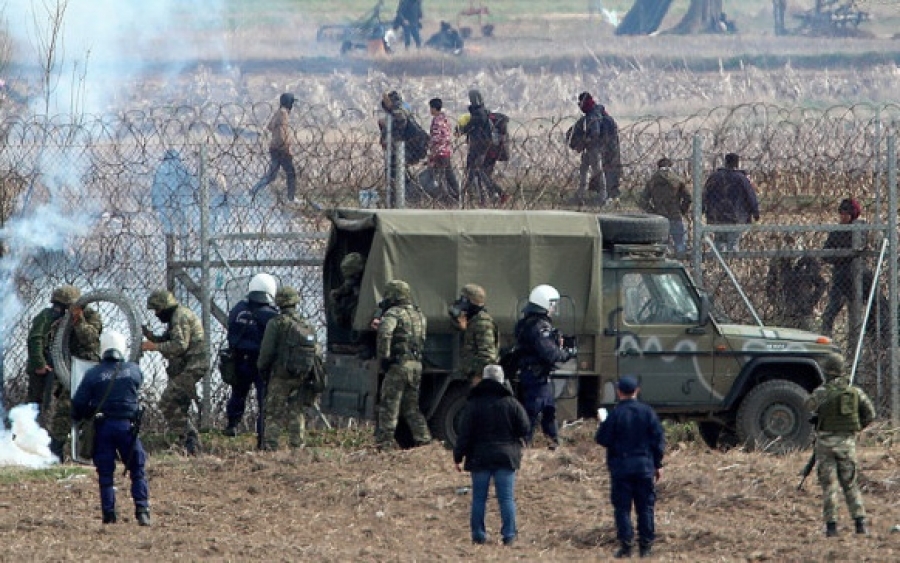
[888,135,899,425]
[199,145,212,430]
[384,113,393,209]
[395,140,406,209]
[691,135,703,282]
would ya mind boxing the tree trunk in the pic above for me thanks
[616,0,675,36]
[670,0,724,34]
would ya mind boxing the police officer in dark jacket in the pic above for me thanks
[72,331,150,526]
[595,376,665,558]
[224,273,279,439]
[453,365,530,546]
[515,284,572,449]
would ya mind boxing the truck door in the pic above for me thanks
[610,270,716,406]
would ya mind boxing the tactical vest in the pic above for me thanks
[275,314,317,379]
[389,305,425,361]
[818,383,861,433]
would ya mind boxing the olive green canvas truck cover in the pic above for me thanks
[325,208,604,336]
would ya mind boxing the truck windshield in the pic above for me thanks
[623,271,700,325]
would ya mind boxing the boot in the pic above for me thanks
[136,508,151,527]
[49,438,65,463]
[614,541,633,558]
[102,510,117,524]
[826,521,838,537]
[184,434,200,456]
[639,542,652,558]
[855,517,867,535]
[223,424,238,437]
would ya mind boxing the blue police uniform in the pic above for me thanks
[225,299,278,438]
[514,305,569,446]
[595,386,665,556]
[72,358,149,523]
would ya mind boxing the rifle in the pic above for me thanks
[797,449,816,491]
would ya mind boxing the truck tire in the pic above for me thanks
[51,290,143,391]
[597,213,669,245]
[430,383,469,447]
[736,380,813,453]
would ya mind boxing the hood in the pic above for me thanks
[717,323,829,344]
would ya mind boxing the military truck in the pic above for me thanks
[322,208,837,452]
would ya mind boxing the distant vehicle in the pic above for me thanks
[321,209,837,452]
[316,0,392,55]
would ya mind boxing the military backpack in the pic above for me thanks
[276,316,323,392]
[817,383,861,433]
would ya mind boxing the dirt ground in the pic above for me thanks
[2,423,898,561]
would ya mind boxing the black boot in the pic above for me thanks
[826,521,838,537]
[614,542,633,558]
[136,508,151,527]
[855,517,867,535]
[49,438,65,463]
[184,434,200,456]
[639,542,652,558]
[102,510,117,524]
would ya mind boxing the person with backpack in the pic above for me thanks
[379,90,429,206]
[805,352,876,537]
[223,273,279,444]
[458,89,504,206]
[72,331,150,526]
[257,286,323,451]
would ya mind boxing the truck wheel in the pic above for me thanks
[736,380,813,453]
[597,213,669,245]
[430,383,469,447]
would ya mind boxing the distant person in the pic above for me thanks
[765,235,825,331]
[251,93,297,202]
[378,90,429,205]
[141,289,207,455]
[393,0,423,49]
[567,92,605,204]
[458,90,504,205]
[805,352,876,537]
[151,150,229,236]
[702,152,759,252]
[26,284,102,461]
[425,21,464,54]
[773,0,787,35]
[595,376,665,559]
[639,157,692,253]
[223,273,279,447]
[453,365,530,547]
[448,284,499,386]
[426,97,461,203]
[72,331,150,526]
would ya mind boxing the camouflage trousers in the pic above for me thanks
[375,361,431,447]
[815,434,866,522]
[159,368,202,442]
[27,372,72,445]
[263,376,314,450]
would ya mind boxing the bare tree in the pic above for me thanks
[32,0,69,118]
[670,0,725,34]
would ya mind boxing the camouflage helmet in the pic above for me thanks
[51,285,81,306]
[461,283,486,306]
[147,289,177,311]
[819,352,845,381]
[340,252,365,277]
[276,286,300,308]
[383,279,411,303]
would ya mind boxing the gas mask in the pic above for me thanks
[448,296,470,320]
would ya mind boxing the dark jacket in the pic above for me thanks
[514,309,569,375]
[453,379,530,472]
[72,359,143,421]
[595,398,665,478]
[462,104,492,153]
[227,299,278,353]
[702,167,759,224]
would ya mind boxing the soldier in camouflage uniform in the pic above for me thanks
[448,284,499,386]
[329,252,365,329]
[26,285,102,460]
[257,286,321,450]
[373,279,432,449]
[141,289,207,455]
[805,352,876,537]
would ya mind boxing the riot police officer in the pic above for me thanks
[224,273,279,442]
[514,284,572,450]
[373,279,432,450]
[72,331,150,526]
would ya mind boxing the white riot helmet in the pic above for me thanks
[100,330,128,362]
[248,273,277,304]
[528,284,560,315]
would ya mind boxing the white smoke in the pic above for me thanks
[0,403,58,468]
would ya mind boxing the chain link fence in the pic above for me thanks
[1,101,899,431]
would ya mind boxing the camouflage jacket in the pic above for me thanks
[27,306,102,372]
[459,309,499,378]
[377,302,426,362]
[805,376,877,437]
[640,168,691,220]
[148,305,207,374]
[257,308,320,377]
[330,277,361,328]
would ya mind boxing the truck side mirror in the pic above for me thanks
[698,292,711,326]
